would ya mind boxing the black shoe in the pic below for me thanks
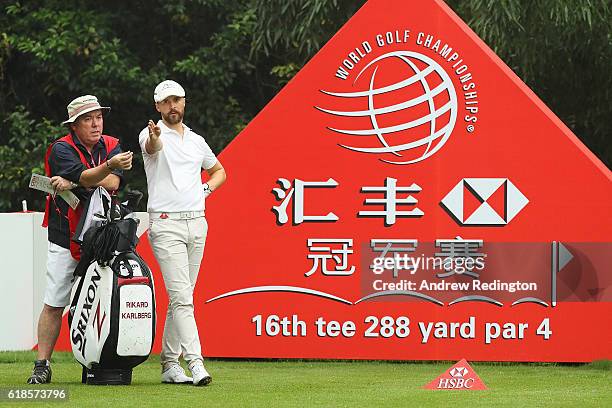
[27,360,52,384]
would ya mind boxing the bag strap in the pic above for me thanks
[112,253,134,279]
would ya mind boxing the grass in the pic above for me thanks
[0,352,609,407]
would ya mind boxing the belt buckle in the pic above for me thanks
[180,212,190,219]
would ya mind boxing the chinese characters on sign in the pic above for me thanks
[273,177,423,225]
[270,177,555,308]
[273,178,487,279]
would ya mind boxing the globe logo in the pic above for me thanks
[317,51,458,164]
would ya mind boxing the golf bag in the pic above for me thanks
[68,188,156,385]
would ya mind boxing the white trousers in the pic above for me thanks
[149,216,208,366]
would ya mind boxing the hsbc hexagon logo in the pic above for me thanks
[424,359,487,390]
[449,367,469,378]
[441,178,529,225]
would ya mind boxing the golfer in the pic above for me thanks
[139,80,226,386]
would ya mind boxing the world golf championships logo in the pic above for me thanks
[317,51,458,164]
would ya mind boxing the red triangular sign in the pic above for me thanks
[49,0,606,363]
[423,359,487,390]
[47,1,612,363]
[193,0,611,362]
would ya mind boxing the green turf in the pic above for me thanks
[0,352,609,407]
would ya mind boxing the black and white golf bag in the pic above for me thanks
[68,188,156,385]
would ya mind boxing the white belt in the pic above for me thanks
[149,211,205,220]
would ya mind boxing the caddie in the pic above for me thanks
[27,95,133,384]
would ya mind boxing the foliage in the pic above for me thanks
[0,106,63,210]
[252,0,361,61]
[0,0,609,211]
[447,0,612,170]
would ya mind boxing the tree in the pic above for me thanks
[0,0,609,212]
[446,0,611,167]
[0,0,256,210]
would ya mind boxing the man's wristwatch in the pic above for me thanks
[70,181,79,189]
[203,183,213,194]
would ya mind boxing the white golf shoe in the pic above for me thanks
[161,364,193,384]
[189,360,212,386]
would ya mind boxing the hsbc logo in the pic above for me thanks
[449,367,469,377]
[439,366,475,388]
[437,377,475,389]
[424,359,487,390]
[441,178,529,225]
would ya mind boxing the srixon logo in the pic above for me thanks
[423,358,487,390]
[71,267,103,358]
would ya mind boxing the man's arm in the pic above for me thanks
[96,173,121,191]
[51,174,120,192]
[204,161,226,191]
[144,120,163,155]
[49,142,132,190]
[78,152,133,188]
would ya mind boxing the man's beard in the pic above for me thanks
[162,110,184,124]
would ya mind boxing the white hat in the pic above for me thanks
[62,95,110,125]
[154,80,185,102]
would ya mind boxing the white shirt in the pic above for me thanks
[139,121,217,212]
